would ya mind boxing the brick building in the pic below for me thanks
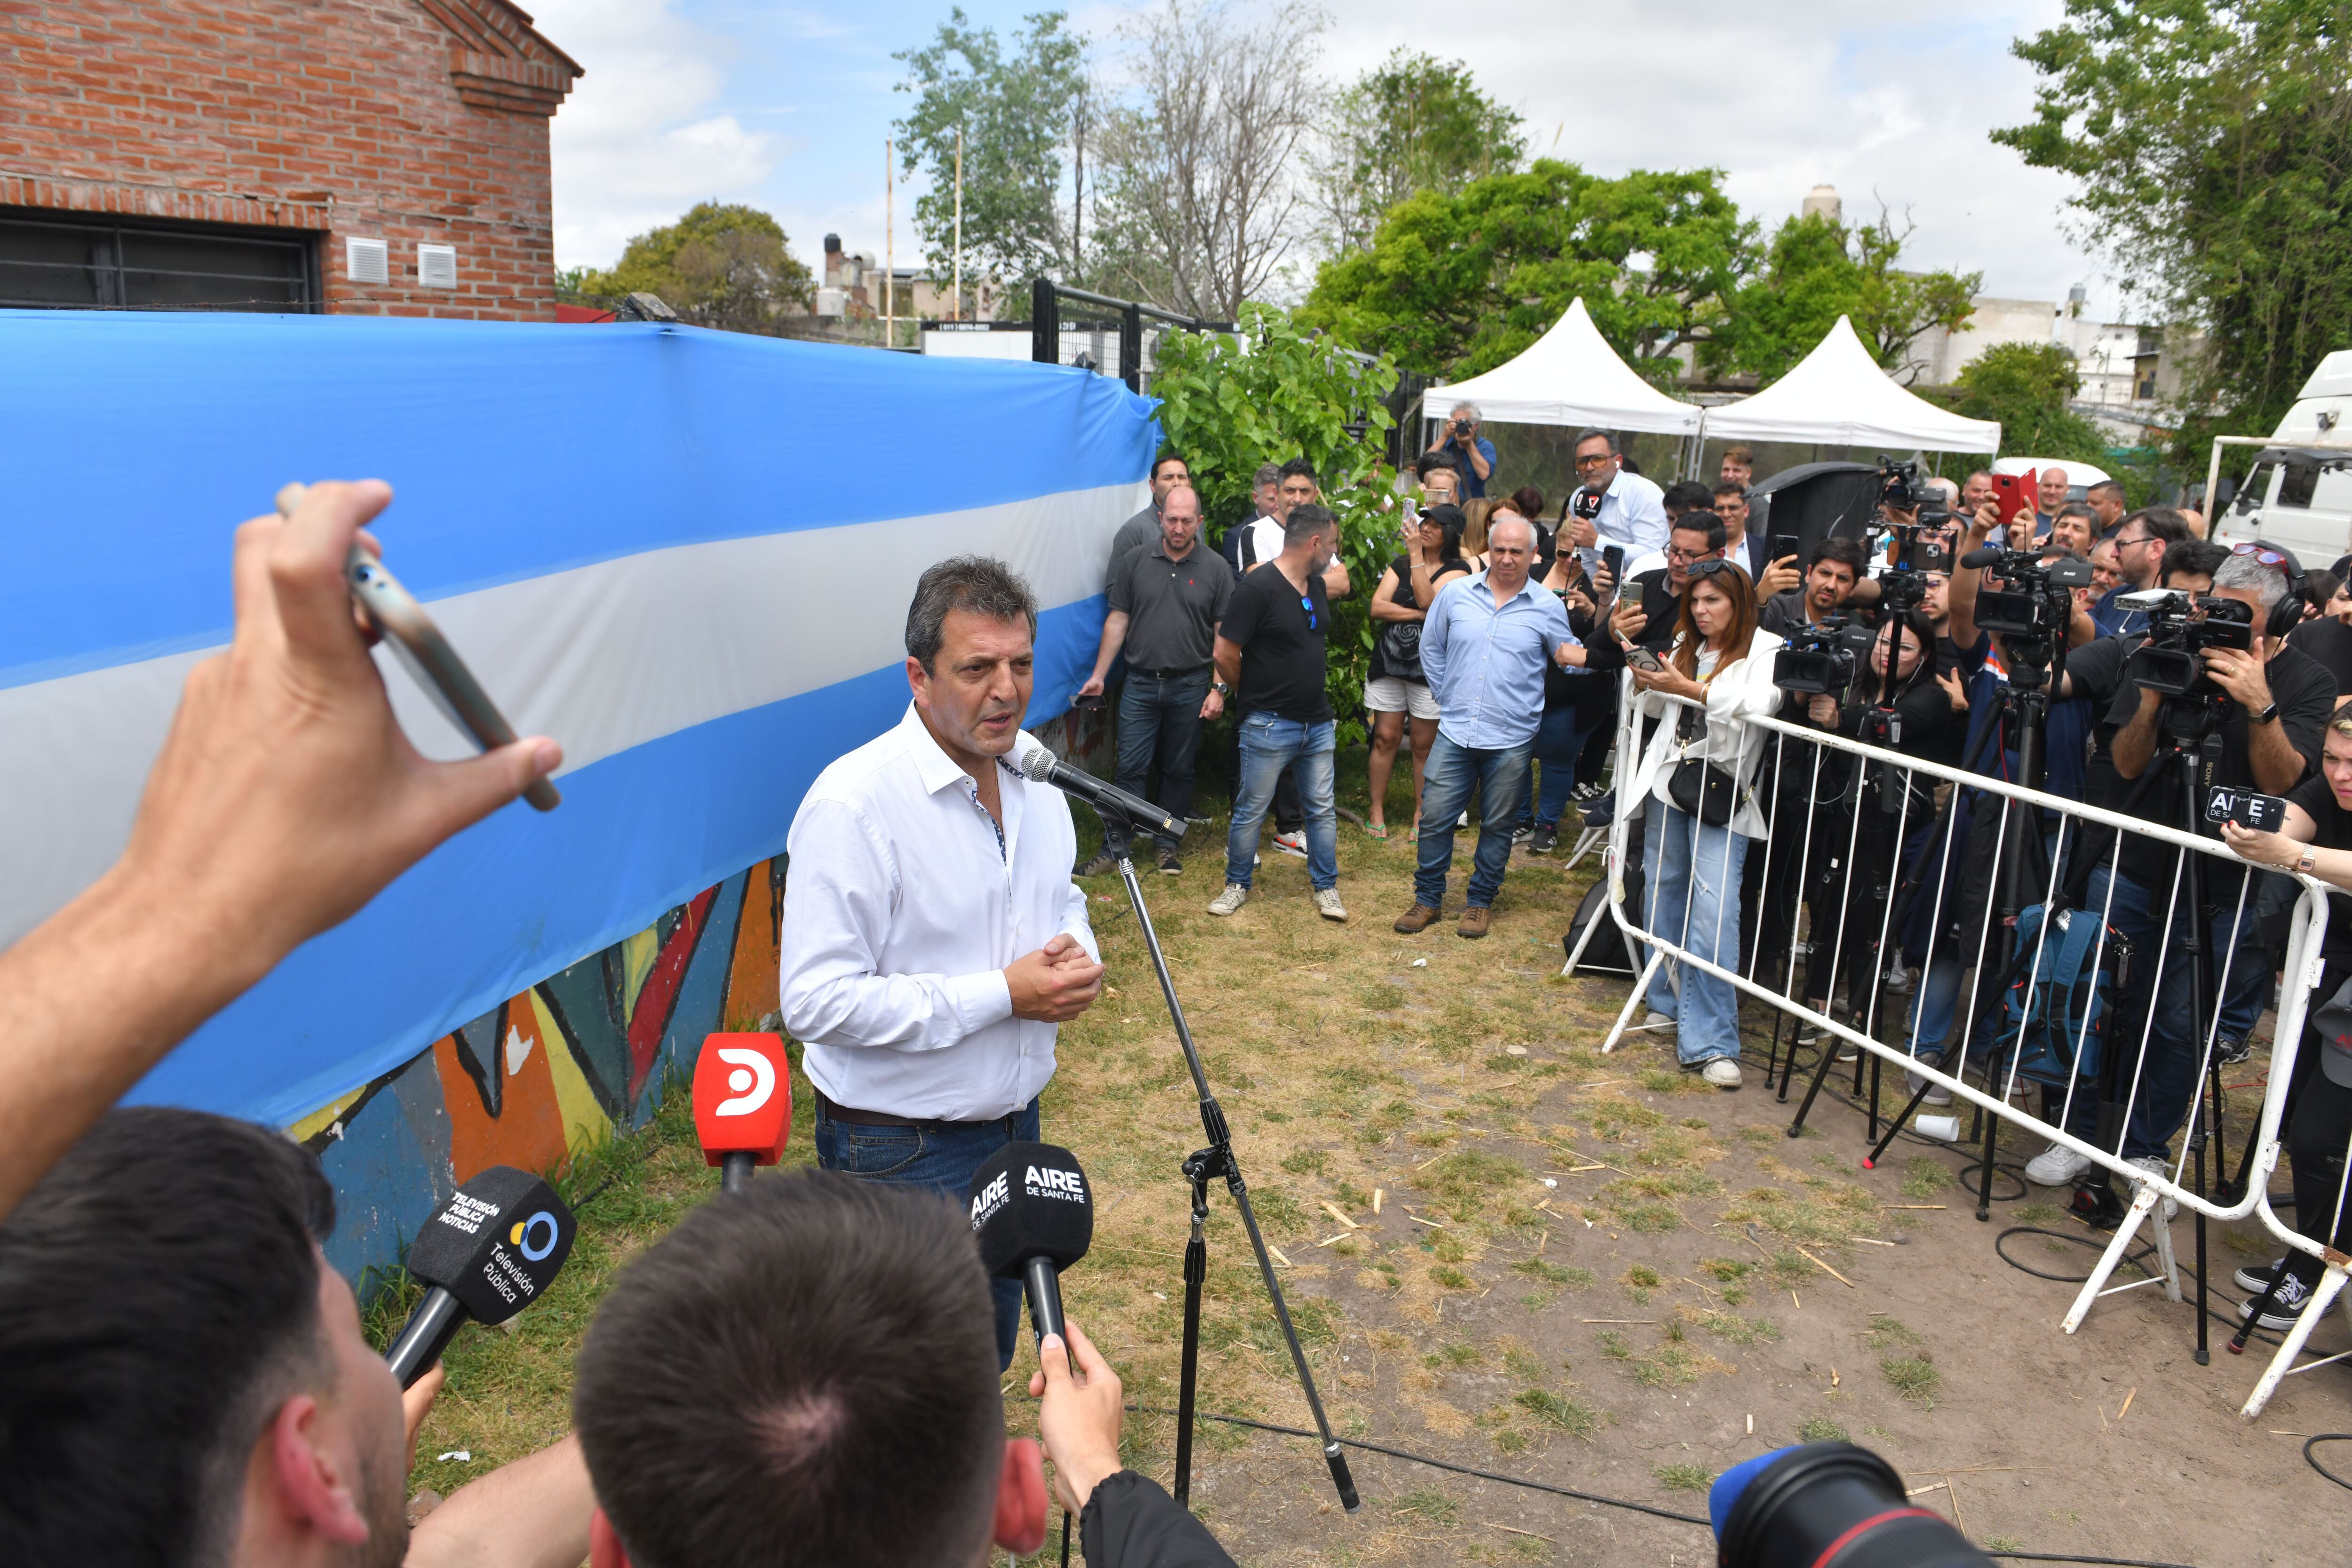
[0,0,580,319]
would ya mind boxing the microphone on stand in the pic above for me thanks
[693,1032,794,1194]
[968,1141,1094,1349]
[1011,732,1184,842]
[384,1167,576,1388]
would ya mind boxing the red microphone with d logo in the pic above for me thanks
[692,1032,793,1194]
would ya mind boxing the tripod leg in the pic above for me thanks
[2193,1139,2211,1365]
[1973,1074,2001,1222]
[1221,1170,1360,1511]
[1173,1166,1210,1506]
[1785,1020,1845,1135]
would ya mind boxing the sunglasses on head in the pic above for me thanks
[2232,541,2290,569]
[1684,558,1741,581]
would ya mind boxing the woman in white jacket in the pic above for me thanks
[1623,561,1785,1088]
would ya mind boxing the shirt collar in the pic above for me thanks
[898,703,1015,798]
[1149,537,1199,563]
[1470,568,1543,605]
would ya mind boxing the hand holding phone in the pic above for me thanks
[1623,645,1666,675]
[277,484,560,812]
[1991,471,2037,534]
[2206,785,2287,833]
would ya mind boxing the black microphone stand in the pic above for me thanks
[1086,799,1362,1515]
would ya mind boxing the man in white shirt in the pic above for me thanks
[780,556,1104,1368]
[1557,428,1669,566]
[1222,462,1286,573]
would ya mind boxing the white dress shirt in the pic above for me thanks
[1581,470,1670,561]
[780,704,1098,1120]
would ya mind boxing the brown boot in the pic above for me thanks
[1393,902,1440,934]
[1457,906,1492,939]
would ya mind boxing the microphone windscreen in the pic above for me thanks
[693,1033,793,1166]
[969,1141,1093,1279]
[1960,545,2003,570]
[405,1166,575,1325]
[1009,731,1051,779]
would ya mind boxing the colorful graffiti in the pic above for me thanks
[292,859,786,1291]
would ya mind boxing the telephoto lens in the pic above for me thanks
[1710,1443,1994,1568]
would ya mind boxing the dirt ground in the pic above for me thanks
[1038,818,2352,1568]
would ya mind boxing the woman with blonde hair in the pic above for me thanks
[1621,560,1784,1088]
[1460,497,1495,568]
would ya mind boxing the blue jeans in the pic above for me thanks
[1225,713,1338,890]
[2086,865,2268,1162]
[814,1095,1041,1369]
[1108,667,1210,853]
[1642,803,1751,1064]
[1516,704,1588,831]
[1415,732,1532,909]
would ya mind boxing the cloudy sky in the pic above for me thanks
[528,0,2110,315]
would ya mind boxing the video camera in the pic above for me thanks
[1773,613,1877,696]
[1880,456,1951,529]
[1961,544,2092,675]
[2120,589,2256,698]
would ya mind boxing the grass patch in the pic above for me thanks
[1391,1486,1461,1525]
[1512,1258,1593,1288]
[1654,1463,1715,1492]
[1683,1306,1780,1346]
[1796,1416,1849,1443]
[1514,1388,1602,1438]
[1280,1148,1330,1177]
[1880,1355,1940,1406]
[1430,1265,1474,1290]
[1901,1155,1953,1199]
[1699,1258,1752,1283]
[1624,1263,1662,1288]
[1866,1313,1922,1348]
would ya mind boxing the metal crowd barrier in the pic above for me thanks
[1560,680,2348,1417]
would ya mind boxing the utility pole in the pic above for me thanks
[952,124,964,322]
[884,136,895,347]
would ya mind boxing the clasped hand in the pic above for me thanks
[1006,932,1104,1022]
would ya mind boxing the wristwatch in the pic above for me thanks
[1212,678,1231,696]
[2251,700,2280,725]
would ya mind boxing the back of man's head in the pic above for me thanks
[1661,479,1715,518]
[1285,501,1335,549]
[1414,452,1458,482]
[0,1107,337,1566]
[2162,539,2229,587]
[575,1171,1002,1568]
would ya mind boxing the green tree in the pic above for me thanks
[1942,342,2114,461]
[893,9,1090,303]
[1994,1,2352,455]
[1305,49,1526,254]
[1300,159,1755,382]
[575,203,814,331]
[1149,305,1397,733]
[1703,210,1980,384]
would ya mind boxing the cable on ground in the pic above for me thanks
[2303,1433,2352,1491]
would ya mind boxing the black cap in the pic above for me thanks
[969,1141,1093,1280]
[405,1166,575,1325]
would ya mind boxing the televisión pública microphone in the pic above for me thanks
[969,1140,1093,1348]
[384,1166,576,1388]
[693,1032,794,1194]
[1011,732,1184,843]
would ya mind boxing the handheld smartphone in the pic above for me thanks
[1601,543,1625,585]
[1991,470,2038,532]
[1771,533,1799,565]
[276,484,560,812]
[1623,645,1666,675]
[1072,692,1106,713]
[2206,786,2286,833]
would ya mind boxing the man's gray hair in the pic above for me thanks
[2213,550,2288,618]
[1253,462,1282,490]
[1573,427,1620,455]
[1451,401,1482,422]
[1487,512,1536,549]
[905,556,1037,671]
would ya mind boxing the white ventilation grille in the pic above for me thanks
[345,236,389,286]
[418,243,458,289]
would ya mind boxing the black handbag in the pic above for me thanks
[1378,621,1424,682]
[1665,703,1740,826]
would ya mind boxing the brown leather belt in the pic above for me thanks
[812,1086,1011,1130]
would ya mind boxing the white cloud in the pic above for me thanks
[532,0,793,268]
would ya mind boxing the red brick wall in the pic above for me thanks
[0,0,578,321]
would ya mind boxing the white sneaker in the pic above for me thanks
[1636,1008,1677,1032]
[1271,830,1308,858]
[1313,887,1348,922]
[1904,1068,1952,1107]
[1702,1058,1742,1090]
[2025,1140,2094,1187]
[2126,1154,2179,1219]
[1208,883,1248,916]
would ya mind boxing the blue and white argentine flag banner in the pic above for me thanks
[0,311,1156,1127]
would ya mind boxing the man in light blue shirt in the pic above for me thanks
[1557,428,1669,565]
[1395,513,1587,939]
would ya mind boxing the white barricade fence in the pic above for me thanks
[1561,680,2350,1417]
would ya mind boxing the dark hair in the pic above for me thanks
[1279,456,1318,484]
[1418,502,1468,561]
[1671,562,1758,679]
[575,1172,1002,1568]
[2054,501,2099,524]
[2122,507,2193,547]
[1807,536,1869,577]
[906,556,1037,672]
[1671,513,1728,554]
[2162,539,2229,584]
[1510,484,1546,521]
[2086,478,2126,501]
[1415,451,1460,481]
[1284,501,1335,548]
[1573,427,1619,455]
[0,1108,337,1567]
[1662,479,1717,517]
[1152,453,1188,479]
[1711,479,1748,500]
[1867,610,1937,706]
[2307,569,2343,614]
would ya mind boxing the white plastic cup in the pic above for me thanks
[1916,1114,1961,1142]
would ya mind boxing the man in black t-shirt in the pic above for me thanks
[2094,547,2337,1191]
[1210,503,1347,922]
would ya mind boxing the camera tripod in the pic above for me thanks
[1089,800,1360,1513]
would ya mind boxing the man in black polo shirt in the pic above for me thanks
[1077,485,1231,876]
[1106,452,1193,589]
[1211,502,1347,922]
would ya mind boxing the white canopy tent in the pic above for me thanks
[1702,315,2000,453]
[1422,297,1704,438]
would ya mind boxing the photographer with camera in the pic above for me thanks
[1426,401,1496,499]
[2091,543,2336,1196]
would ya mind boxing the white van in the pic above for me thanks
[2216,350,2352,568]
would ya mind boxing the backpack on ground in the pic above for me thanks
[1978,903,2135,1088]
[1563,874,1644,978]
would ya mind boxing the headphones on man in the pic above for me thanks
[2249,541,2306,639]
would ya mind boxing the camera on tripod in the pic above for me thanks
[1968,548,2093,644]
[1772,613,1877,695]
[1879,456,1951,528]
[2118,588,2256,697]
